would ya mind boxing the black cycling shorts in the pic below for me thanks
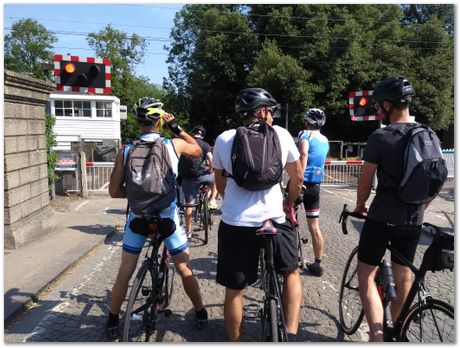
[303,183,321,218]
[358,218,422,266]
[216,220,299,290]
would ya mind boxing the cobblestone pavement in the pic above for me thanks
[4,185,454,343]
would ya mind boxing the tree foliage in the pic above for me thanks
[4,19,57,79]
[45,113,59,189]
[166,4,454,141]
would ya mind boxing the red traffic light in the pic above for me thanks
[358,97,368,107]
[64,63,76,74]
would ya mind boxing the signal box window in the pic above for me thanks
[96,102,112,118]
[73,101,91,117]
[54,100,91,117]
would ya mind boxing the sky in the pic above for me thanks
[3,2,184,86]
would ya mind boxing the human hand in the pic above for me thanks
[353,205,368,216]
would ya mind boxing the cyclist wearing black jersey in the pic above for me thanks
[353,77,427,341]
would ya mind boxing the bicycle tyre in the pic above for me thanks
[123,261,156,342]
[338,246,364,335]
[202,193,209,244]
[269,298,280,342]
[160,250,175,309]
[399,298,454,342]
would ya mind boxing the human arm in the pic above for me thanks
[214,168,226,198]
[165,113,201,157]
[283,159,303,211]
[354,161,377,215]
[299,138,309,174]
[206,151,213,173]
[108,150,126,198]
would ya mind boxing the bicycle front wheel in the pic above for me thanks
[338,246,364,335]
[202,194,209,244]
[399,298,454,342]
[123,261,155,342]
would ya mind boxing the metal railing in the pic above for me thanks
[85,162,114,191]
[69,148,454,194]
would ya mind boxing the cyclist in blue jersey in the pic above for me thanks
[298,108,329,277]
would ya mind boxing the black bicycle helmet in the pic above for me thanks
[136,97,164,123]
[192,125,205,137]
[235,88,280,118]
[303,108,326,128]
[371,76,414,105]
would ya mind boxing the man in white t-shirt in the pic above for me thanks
[212,88,303,341]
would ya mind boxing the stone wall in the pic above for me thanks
[4,70,56,249]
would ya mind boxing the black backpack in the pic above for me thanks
[230,123,283,191]
[178,141,207,178]
[383,125,447,204]
[124,138,176,215]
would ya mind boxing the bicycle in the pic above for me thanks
[338,204,454,342]
[176,181,211,245]
[192,183,212,245]
[122,215,175,342]
[255,217,290,342]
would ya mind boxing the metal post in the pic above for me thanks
[285,103,289,130]
[80,151,88,199]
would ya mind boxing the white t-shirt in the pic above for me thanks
[212,125,300,227]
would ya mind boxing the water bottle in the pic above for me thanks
[380,260,397,302]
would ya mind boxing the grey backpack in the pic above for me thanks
[383,125,448,204]
[124,138,176,215]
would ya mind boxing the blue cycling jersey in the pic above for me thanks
[298,130,329,183]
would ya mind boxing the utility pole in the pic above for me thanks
[285,103,289,131]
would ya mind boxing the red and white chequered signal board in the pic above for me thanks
[54,54,111,94]
[348,90,382,121]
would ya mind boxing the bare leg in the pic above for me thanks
[391,261,413,321]
[172,249,204,310]
[109,251,140,314]
[282,268,302,334]
[223,288,244,341]
[184,207,193,234]
[307,217,324,260]
[358,261,384,342]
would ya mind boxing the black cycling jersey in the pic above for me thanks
[363,122,427,226]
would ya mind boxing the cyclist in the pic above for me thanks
[178,125,217,238]
[297,109,329,277]
[353,77,425,341]
[212,88,303,341]
[106,97,207,338]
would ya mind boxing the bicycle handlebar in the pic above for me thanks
[338,204,366,235]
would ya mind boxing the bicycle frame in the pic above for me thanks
[257,220,288,342]
[339,203,454,341]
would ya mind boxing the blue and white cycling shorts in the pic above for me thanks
[123,207,188,255]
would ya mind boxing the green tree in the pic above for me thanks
[4,18,57,79]
[45,113,59,190]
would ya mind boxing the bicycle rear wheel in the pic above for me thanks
[399,298,454,342]
[123,261,156,342]
[261,298,279,342]
[338,246,364,335]
[159,248,175,310]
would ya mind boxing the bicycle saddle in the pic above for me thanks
[256,219,278,236]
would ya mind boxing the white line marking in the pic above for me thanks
[75,200,89,211]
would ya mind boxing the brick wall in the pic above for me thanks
[4,70,56,249]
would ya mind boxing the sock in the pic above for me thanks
[196,308,207,320]
[287,332,297,342]
[315,259,322,264]
[107,312,119,327]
